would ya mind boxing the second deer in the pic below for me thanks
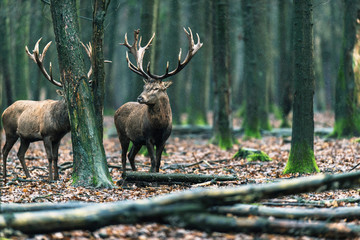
[114,28,203,173]
[2,39,92,181]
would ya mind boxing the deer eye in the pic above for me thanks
[153,87,160,91]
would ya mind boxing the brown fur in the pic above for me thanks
[2,99,70,181]
[114,81,172,172]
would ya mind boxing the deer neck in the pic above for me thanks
[146,95,172,128]
[52,99,70,131]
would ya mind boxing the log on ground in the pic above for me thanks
[166,213,360,238]
[213,204,360,220]
[122,172,238,183]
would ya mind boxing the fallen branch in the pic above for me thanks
[213,204,360,220]
[122,172,238,183]
[1,171,360,234]
[261,197,360,207]
[0,202,92,213]
[166,213,360,238]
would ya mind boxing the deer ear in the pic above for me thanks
[56,89,64,97]
[164,81,172,89]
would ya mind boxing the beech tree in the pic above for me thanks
[50,0,113,187]
[211,0,233,149]
[331,0,360,137]
[284,0,319,174]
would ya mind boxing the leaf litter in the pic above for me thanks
[1,113,360,239]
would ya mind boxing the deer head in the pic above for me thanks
[120,27,203,99]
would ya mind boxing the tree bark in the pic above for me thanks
[122,172,237,183]
[167,213,360,238]
[241,0,261,138]
[284,0,319,174]
[211,0,233,150]
[214,204,360,220]
[332,0,360,137]
[50,0,113,188]
[91,0,110,140]
[278,0,293,127]
[188,0,208,126]
[0,0,14,106]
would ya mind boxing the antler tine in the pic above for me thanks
[25,38,62,87]
[147,27,203,81]
[120,30,155,80]
[80,41,93,78]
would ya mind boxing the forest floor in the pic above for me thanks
[1,112,360,239]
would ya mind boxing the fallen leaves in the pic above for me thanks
[1,113,360,239]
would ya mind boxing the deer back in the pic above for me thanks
[2,99,69,142]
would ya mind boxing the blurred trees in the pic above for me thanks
[0,0,354,136]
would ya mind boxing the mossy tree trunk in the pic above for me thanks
[211,0,233,150]
[165,0,181,124]
[188,0,208,126]
[14,0,30,101]
[0,0,14,107]
[332,0,360,138]
[284,0,319,174]
[241,0,261,139]
[50,0,113,188]
[278,0,293,128]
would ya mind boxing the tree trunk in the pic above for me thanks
[241,0,261,138]
[332,0,360,137]
[50,0,113,188]
[255,0,271,131]
[13,0,30,101]
[91,0,110,140]
[278,0,293,127]
[0,0,14,106]
[165,0,182,124]
[211,0,233,150]
[284,0,319,174]
[188,0,208,126]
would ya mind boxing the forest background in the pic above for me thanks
[0,0,344,128]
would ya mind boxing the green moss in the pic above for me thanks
[330,116,360,138]
[210,134,233,150]
[233,148,271,162]
[283,142,319,174]
[244,128,261,140]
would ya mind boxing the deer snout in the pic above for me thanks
[137,95,145,103]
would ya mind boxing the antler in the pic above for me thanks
[81,41,93,79]
[120,29,155,80]
[25,38,63,87]
[147,27,203,81]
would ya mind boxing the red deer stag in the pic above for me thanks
[114,28,203,173]
[1,38,92,181]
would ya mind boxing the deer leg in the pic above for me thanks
[52,141,61,180]
[128,144,142,171]
[2,135,18,180]
[120,138,130,172]
[146,141,156,172]
[43,137,54,181]
[17,138,31,178]
[155,144,165,172]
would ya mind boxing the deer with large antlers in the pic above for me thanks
[1,39,92,181]
[114,28,203,173]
